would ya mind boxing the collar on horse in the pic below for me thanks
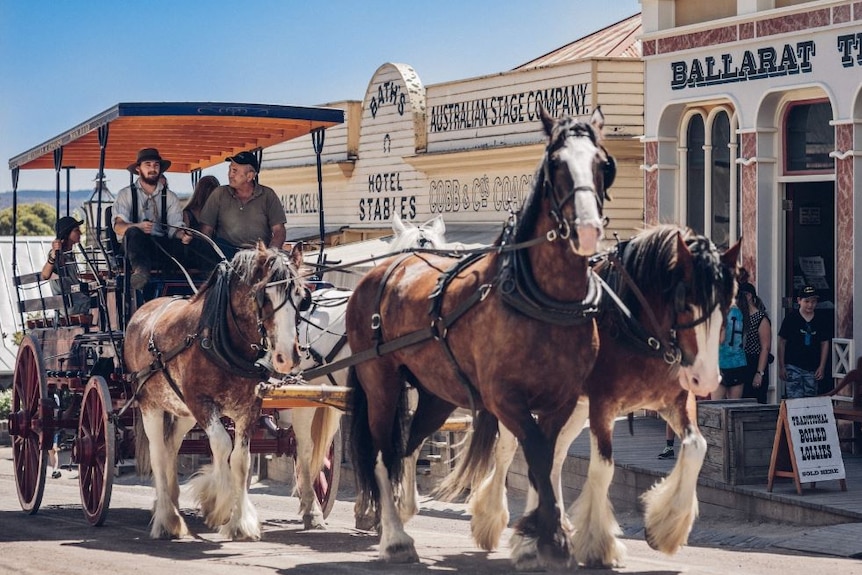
[498,212,602,325]
[196,261,279,379]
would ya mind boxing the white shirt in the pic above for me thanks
[113,179,183,240]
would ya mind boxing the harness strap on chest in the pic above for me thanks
[132,333,199,403]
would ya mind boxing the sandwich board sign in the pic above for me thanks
[768,396,846,494]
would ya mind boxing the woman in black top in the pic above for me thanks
[738,282,772,403]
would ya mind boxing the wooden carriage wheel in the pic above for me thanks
[75,376,115,526]
[11,335,49,514]
[295,426,342,519]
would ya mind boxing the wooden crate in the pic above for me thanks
[698,399,780,485]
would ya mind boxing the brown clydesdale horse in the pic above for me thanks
[437,225,740,568]
[127,242,309,540]
[346,107,613,569]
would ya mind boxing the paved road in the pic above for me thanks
[0,446,857,574]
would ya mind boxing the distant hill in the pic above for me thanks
[0,190,93,213]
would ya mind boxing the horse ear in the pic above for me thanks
[676,232,694,282]
[591,106,606,140]
[392,212,407,235]
[721,237,742,277]
[289,242,304,269]
[429,214,445,236]
[540,105,555,138]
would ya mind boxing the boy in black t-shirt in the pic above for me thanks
[777,285,829,398]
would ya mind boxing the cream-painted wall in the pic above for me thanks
[261,56,644,244]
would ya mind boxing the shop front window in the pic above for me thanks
[684,109,739,249]
[785,101,833,173]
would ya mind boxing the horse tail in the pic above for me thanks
[134,413,151,477]
[309,406,342,481]
[433,410,499,502]
[348,366,379,504]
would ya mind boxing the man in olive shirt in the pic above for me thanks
[199,151,287,260]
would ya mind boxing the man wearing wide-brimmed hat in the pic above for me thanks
[112,148,193,290]
[198,150,287,259]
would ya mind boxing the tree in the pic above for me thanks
[0,202,58,235]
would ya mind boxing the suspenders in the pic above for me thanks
[130,182,168,232]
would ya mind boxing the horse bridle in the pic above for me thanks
[245,275,311,368]
[541,126,615,241]
[603,249,719,366]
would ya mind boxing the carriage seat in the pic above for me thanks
[15,270,95,330]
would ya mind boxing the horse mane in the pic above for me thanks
[620,224,723,315]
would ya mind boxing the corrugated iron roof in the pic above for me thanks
[514,13,641,70]
[0,236,54,376]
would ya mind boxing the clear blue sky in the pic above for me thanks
[0,0,641,196]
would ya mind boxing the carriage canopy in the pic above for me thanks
[9,101,344,173]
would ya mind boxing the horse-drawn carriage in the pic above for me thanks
[7,101,742,570]
[6,101,351,526]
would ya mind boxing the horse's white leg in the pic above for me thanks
[142,409,189,539]
[187,414,234,531]
[641,411,705,554]
[470,424,518,551]
[290,407,327,530]
[375,453,418,563]
[569,430,626,568]
[220,418,261,541]
[397,448,421,525]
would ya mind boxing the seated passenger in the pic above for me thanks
[41,216,90,317]
[182,175,222,272]
[198,151,286,260]
[112,148,194,290]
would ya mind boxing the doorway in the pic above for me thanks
[784,180,835,392]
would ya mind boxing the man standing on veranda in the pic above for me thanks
[198,151,287,260]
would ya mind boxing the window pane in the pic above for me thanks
[711,112,731,249]
[686,116,705,234]
[786,102,833,172]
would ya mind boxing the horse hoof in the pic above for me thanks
[381,542,419,563]
[303,514,327,531]
[355,515,378,532]
[644,527,661,551]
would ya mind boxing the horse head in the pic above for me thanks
[539,105,615,256]
[666,232,740,396]
[390,213,448,251]
[619,227,740,396]
[231,241,310,375]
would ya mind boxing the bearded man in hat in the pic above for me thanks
[198,150,287,260]
[112,148,193,290]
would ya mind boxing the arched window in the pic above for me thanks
[685,115,705,234]
[683,108,739,249]
[785,101,833,173]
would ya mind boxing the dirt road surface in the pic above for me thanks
[0,446,856,574]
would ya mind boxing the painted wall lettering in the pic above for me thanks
[670,40,815,90]
[429,84,589,133]
[358,196,417,221]
[368,172,403,193]
[428,173,533,213]
[369,80,407,118]
[282,193,319,214]
[837,32,862,67]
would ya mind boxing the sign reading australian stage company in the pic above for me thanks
[429,82,589,132]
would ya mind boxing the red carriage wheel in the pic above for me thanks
[76,376,115,526]
[296,426,342,519]
[11,334,49,514]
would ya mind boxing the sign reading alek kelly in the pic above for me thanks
[671,32,862,90]
[786,397,845,482]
